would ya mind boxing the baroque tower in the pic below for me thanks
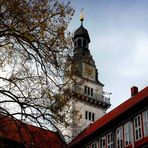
[64,13,111,139]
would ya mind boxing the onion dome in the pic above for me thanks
[73,26,90,43]
[73,9,90,43]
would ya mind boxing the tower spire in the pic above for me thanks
[80,8,84,26]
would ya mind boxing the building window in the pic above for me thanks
[75,39,79,47]
[124,121,132,146]
[83,39,87,48]
[134,114,143,141]
[84,86,93,97]
[91,141,98,148]
[143,110,148,137]
[107,132,113,148]
[89,112,91,121]
[99,136,106,148]
[85,111,95,122]
[92,113,95,122]
[91,88,93,96]
[78,38,82,47]
[88,87,90,95]
[116,126,123,148]
[85,86,90,95]
[85,111,88,120]
[84,86,87,94]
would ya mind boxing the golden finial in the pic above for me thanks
[80,8,84,25]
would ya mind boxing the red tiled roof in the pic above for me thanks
[69,86,148,147]
[0,115,65,148]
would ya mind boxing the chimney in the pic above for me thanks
[131,86,138,97]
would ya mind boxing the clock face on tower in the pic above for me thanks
[82,63,95,81]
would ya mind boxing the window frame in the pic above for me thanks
[89,112,91,121]
[134,114,143,141]
[92,113,95,122]
[85,111,95,122]
[78,38,82,47]
[99,136,106,148]
[124,121,132,146]
[84,86,94,97]
[107,132,113,148]
[116,126,124,148]
[83,39,87,48]
[85,111,88,120]
[86,145,91,148]
[91,141,98,148]
[142,110,148,137]
[91,88,93,97]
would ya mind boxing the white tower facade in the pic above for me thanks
[64,18,111,139]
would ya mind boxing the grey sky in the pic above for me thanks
[69,0,148,111]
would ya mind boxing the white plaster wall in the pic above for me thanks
[82,80,103,96]
[74,101,106,129]
[63,63,105,139]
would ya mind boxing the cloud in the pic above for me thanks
[69,0,148,111]
[91,27,148,111]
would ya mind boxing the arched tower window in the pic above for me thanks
[83,39,86,48]
[78,38,82,47]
